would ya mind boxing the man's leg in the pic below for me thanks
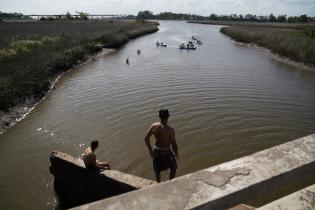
[169,154,177,180]
[170,169,176,180]
[155,172,161,183]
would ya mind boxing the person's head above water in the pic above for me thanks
[159,108,170,122]
[91,140,99,152]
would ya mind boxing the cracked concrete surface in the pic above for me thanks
[190,167,251,187]
[72,134,315,210]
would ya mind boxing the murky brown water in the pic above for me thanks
[1,21,315,209]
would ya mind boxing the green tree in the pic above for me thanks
[277,15,287,22]
[299,14,308,23]
[209,13,218,20]
[269,13,276,22]
[288,16,297,23]
[137,10,154,19]
[244,14,257,21]
[77,11,88,20]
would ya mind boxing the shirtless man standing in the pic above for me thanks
[145,108,179,183]
[82,140,110,170]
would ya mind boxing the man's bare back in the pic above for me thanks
[83,147,97,169]
[151,122,175,148]
[82,140,110,170]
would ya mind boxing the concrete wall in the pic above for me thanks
[50,151,155,209]
[258,183,315,210]
[72,133,315,210]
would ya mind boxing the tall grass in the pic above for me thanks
[0,20,158,111]
[220,26,315,67]
[0,36,62,61]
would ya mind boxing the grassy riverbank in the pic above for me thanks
[189,20,315,69]
[0,20,158,112]
[220,25,315,67]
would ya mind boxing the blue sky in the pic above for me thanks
[1,0,315,16]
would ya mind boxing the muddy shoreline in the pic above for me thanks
[0,49,116,135]
[235,42,315,72]
[0,24,158,135]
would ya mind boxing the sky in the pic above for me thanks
[1,0,315,16]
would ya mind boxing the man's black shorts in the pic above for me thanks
[153,149,177,173]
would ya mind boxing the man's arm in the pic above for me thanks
[170,128,179,159]
[144,124,155,158]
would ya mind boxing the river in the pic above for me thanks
[1,21,315,209]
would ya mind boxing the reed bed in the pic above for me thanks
[220,26,315,67]
[0,20,158,111]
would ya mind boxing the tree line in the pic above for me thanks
[1,11,314,23]
[39,12,89,21]
[0,11,30,19]
[137,10,314,23]
[0,11,88,21]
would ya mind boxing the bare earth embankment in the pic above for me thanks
[189,21,315,70]
[0,20,158,134]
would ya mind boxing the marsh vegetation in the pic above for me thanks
[0,20,158,111]
[220,25,315,67]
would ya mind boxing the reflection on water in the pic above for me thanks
[1,21,315,209]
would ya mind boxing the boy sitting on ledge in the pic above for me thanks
[82,140,110,170]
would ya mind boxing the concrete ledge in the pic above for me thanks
[228,204,255,210]
[258,184,315,210]
[72,134,315,210]
[50,151,156,208]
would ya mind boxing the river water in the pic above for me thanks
[1,21,315,209]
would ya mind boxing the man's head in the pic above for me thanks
[91,140,99,152]
[159,108,170,122]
